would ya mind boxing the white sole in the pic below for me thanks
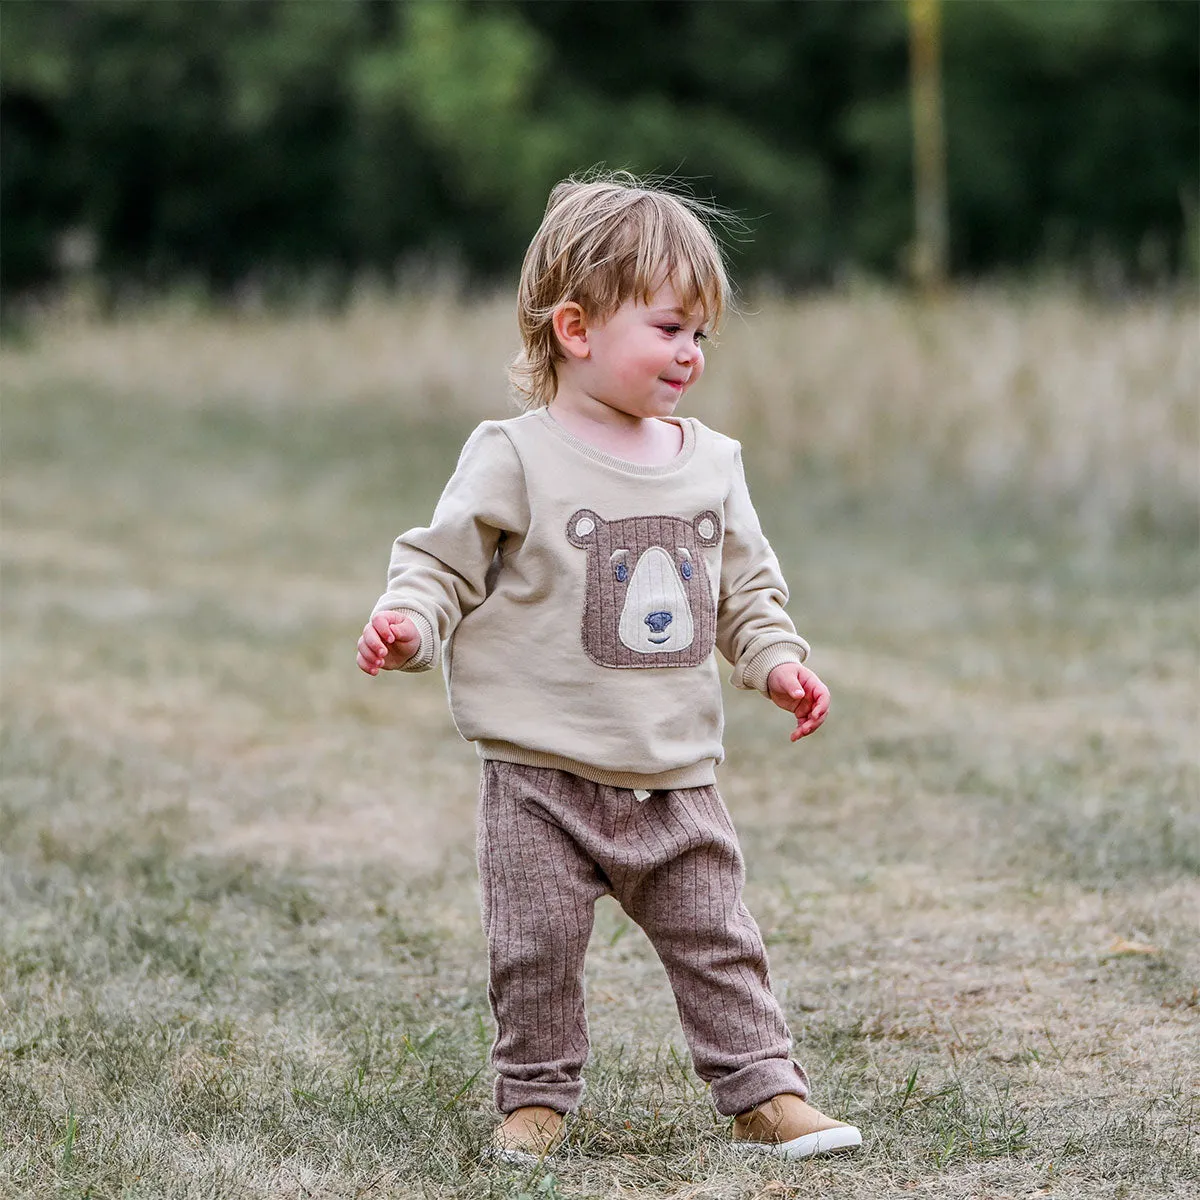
[481,1145,559,1166]
[734,1124,863,1159]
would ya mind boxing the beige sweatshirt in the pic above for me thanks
[372,408,808,789]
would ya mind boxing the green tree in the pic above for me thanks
[2,0,1195,302]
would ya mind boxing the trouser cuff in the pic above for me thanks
[494,1074,584,1115]
[710,1057,810,1117]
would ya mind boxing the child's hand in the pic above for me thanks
[766,662,830,742]
[357,612,421,675]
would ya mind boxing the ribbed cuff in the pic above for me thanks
[738,640,809,695]
[495,1074,584,1115]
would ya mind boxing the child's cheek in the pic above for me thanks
[618,361,649,388]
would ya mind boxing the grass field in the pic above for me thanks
[2,291,1198,1198]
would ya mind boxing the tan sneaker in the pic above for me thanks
[485,1105,565,1164]
[732,1094,862,1159]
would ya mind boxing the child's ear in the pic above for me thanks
[552,302,591,360]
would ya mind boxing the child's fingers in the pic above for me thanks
[359,614,419,674]
[359,634,384,661]
[371,613,400,643]
[790,711,827,740]
[378,613,424,653]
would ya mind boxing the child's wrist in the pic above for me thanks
[744,642,807,695]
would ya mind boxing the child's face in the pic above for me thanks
[577,280,708,420]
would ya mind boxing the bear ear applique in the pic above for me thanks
[692,511,722,547]
[567,509,604,547]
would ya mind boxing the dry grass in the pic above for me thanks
[1,292,1198,1198]
[5,285,1197,539]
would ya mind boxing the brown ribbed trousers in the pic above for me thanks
[476,761,810,1117]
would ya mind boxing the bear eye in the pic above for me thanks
[680,561,692,580]
[615,563,628,583]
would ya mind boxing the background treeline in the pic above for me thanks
[2,0,1197,303]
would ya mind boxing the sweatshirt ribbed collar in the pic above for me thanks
[535,408,697,476]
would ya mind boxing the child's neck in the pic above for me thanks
[546,393,684,467]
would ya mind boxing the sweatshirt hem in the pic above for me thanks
[476,741,719,790]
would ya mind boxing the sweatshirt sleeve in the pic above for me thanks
[716,444,810,693]
[371,422,529,672]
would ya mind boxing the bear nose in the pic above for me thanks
[645,611,673,634]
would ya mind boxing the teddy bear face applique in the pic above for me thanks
[566,509,721,668]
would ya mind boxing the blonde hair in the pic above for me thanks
[510,171,732,409]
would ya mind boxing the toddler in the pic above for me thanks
[357,173,862,1163]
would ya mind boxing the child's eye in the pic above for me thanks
[660,325,708,343]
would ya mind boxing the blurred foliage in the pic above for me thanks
[1,0,1196,303]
